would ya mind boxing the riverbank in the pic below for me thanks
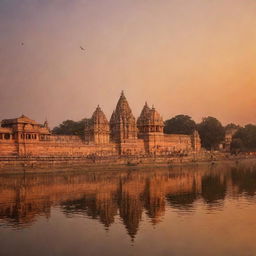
[0,152,255,174]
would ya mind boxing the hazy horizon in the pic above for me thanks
[0,0,256,127]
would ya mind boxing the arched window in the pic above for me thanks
[4,134,10,140]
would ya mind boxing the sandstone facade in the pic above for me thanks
[0,92,201,157]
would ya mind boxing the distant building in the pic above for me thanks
[0,92,201,157]
[219,127,239,152]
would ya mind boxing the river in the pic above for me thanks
[0,160,256,256]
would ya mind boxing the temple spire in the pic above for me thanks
[84,106,110,144]
[110,91,137,144]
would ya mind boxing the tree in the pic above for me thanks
[225,123,240,131]
[52,118,89,137]
[231,124,256,152]
[230,138,244,154]
[164,115,196,134]
[197,116,225,150]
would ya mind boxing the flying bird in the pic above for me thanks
[80,46,86,51]
[21,42,24,46]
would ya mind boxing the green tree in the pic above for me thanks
[231,124,256,152]
[225,123,240,131]
[197,116,225,150]
[52,118,89,137]
[230,138,244,154]
[164,115,196,134]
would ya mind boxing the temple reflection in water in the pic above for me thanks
[0,163,256,240]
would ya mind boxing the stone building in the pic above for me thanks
[219,127,239,152]
[84,105,110,144]
[137,102,164,154]
[0,92,201,157]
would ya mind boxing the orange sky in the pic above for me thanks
[0,0,255,127]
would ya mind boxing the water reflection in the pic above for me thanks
[231,166,256,196]
[0,162,256,240]
[201,174,226,204]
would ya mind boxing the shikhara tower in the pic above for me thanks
[110,91,137,142]
[84,105,109,144]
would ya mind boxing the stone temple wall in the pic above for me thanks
[0,140,17,156]
[0,134,195,157]
[163,134,193,152]
[16,137,118,157]
[0,127,198,158]
[119,138,146,155]
[138,134,194,156]
[48,135,84,143]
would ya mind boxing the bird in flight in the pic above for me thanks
[21,42,24,46]
[80,46,85,51]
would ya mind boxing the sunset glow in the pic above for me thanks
[0,0,256,126]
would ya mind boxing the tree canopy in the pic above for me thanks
[231,124,256,152]
[164,115,196,135]
[197,116,225,150]
[52,118,89,137]
[225,123,240,131]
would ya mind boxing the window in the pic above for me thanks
[4,134,10,140]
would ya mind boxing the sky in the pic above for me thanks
[0,0,256,127]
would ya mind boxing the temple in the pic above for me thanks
[0,92,201,157]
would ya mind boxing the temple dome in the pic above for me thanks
[91,105,109,125]
[137,104,164,134]
[137,104,163,127]
[147,106,163,126]
[84,105,110,144]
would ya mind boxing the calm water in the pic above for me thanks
[1,161,256,256]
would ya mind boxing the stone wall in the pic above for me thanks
[0,133,196,157]
[0,139,17,156]
[0,134,118,157]
[119,138,146,155]
[163,134,192,152]
[23,142,117,157]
